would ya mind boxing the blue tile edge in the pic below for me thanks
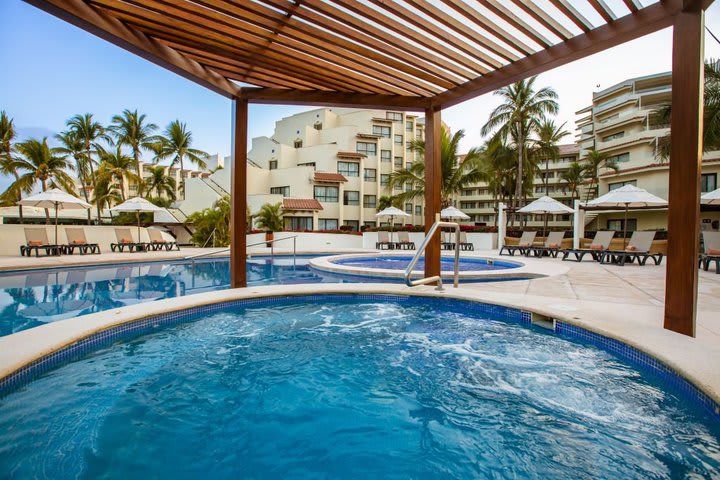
[0,293,717,423]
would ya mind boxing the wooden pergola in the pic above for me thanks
[26,0,712,337]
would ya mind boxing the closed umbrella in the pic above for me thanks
[585,185,667,248]
[376,206,411,244]
[18,188,91,245]
[701,187,720,205]
[517,196,573,239]
[110,197,169,243]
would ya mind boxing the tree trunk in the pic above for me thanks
[42,179,50,224]
[135,148,142,197]
[86,145,102,224]
[179,156,185,200]
[76,156,92,225]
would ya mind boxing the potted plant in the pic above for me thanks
[255,202,284,247]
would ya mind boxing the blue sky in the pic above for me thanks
[2,0,720,192]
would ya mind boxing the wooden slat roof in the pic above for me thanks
[25,0,712,110]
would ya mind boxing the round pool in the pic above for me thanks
[1,296,718,478]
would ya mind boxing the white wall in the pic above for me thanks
[362,232,497,250]
[247,232,363,251]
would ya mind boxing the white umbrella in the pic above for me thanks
[518,196,574,238]
[586,185,667,248]
[701,187,720,205]
[440,206,471,220]
[376,206,411,243]
[110,197,168,243]
[18,188,91,245]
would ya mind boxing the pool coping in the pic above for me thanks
[1,283,719,419]
[308,252,567,281]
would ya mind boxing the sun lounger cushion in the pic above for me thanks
[519,242,530,247]
[72,240,86,245]
[626,245,637,252]
[548,243,559,248]
[590,244,603,250]
[708,248,720,255]
[120,238,133,244]
[28,240,43,246]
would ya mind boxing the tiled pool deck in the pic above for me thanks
[1,248,719,408]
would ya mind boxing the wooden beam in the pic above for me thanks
[481,0,553,49]
[242,88,429,111]
[424,106,442,282]
[24,0,238,98]
[664,6,705,337]
[231,96,248,288]
[435,1,678,108]
[587,0,618,23]
[511,0,573,40]
[550,0,594,32]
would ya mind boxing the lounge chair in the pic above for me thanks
[148,229,180,251]
[396,231,415,250]
[20,227,61,257]
[499,231,537,256]
[527,231,565,258]
[562,231,615,262]
[459,231,474,251]
[441,231,456,250]
[111,227,149,252]
[700,231,720,274]
[599,231,663,266]
[63,228,100,255]
[376,231,394,250]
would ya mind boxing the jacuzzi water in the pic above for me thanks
[331,255,519,272]
[1,296,718,479]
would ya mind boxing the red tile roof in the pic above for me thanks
[337,151,366,159]
[282,198,323,211]
[314,172,348,183]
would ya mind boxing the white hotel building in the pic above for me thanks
[163,108,426,231]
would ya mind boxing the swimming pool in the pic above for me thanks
[0,256,343,336]
[330,254,519,271]
[1,295,718,478]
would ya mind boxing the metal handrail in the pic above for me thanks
[184,235,299,262]
[185,247,230,260]
[404,219,460,291]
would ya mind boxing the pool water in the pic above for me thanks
[1,297,718,478]
[332,255,518,272]
[0,256,342,336]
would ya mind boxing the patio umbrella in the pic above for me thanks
[18,188,91,245]
[440,206,471,220]
[376,206,410,243]
[517,196,574,239]
[110,197,169,243]
[585,185,667,248]
[701,187,720,205]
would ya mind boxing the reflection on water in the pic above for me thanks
[0,256,347,336]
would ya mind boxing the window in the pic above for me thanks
[364,168,376,182]
[294,139,303,148]
[405,162,412,169]
[364,221,376,228]
[394,184,402,191]
[314,185,338,202]
[363,195,377,208]
[343,190,359,206]
[394,134,403,145]
[270,186,289,196]
[380,150,391,162]
[337,161,359,177]
[394,156,403,168]
[297,161,315,167]
[380,174,390,186]
[387,112,403,122]
[343,220,359,231]
[318,219,338,230]
[607,219,637,231]
[285,216,312,230]
[462,189,475,196]
[405,203,413,214]
[607,152,630,163]
[406,120,413,131]
[609,180,637,191]
[372,125,391,138]
[415,205,422,216]
[405,183,412,192]
[460,201,476,209]
[602,131,625,142]
[313,122,322,131]
[406,141,412,151]
[701,173,717,193]
[416,128,423,138]
[269,160,278,170]
[356,142,377,156]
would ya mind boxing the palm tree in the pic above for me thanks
[0,111,26,223]
[186,196,231,247]
[481,77,559,211]
[142,165,176,200]
[480,137,517,225]
[109,109,158,188]
[92,173,123,219]
[583,149,619,202]
[154,120,209,197]
[255,202,284,231]
[533,119,569,192]
[11,138,74,223]
[388,127,485,208]
[377,195,402,212]
[55,130,92,224]
[97,144,138,201]
[67,113,107,223]
[560,162,586,202]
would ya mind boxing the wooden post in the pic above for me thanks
[664,5,704,337]
[230,96,248,288]
[424,106,442,281]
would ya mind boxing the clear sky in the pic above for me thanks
[2,0,720,191]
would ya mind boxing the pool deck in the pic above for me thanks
[1,248,719,410]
